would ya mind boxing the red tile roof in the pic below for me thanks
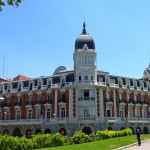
[13,75,29,81]
[0,78,9,83]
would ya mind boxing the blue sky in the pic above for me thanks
[0,0,150,79]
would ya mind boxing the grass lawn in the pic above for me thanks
[36,134,150,150]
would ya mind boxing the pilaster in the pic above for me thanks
[69,89,73,118]
[99,88,104,118]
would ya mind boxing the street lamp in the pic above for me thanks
[53,113,58,133]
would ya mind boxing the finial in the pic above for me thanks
[148,52,150,67]
[82,22,87,34]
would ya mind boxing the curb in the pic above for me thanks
[114,139,149,150]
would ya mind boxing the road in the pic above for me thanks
[117,140,150,150]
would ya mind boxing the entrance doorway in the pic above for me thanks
[82,127,92,135]
[13,127,22,137]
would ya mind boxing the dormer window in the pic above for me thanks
[122,79,126,85]
[12,82,18,89]
[4,84,7,90]
[43,79,47,85]
[34,80,37,86]
[23,81,29,87]
[106,78,109,87]
[144,82,147,88]
[130,80,133,86]
[119,80,122,88]
[134,81,137,89]
[137,81,140,87]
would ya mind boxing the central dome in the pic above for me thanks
[75,22,95,50]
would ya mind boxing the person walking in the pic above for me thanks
[136,129,141,146]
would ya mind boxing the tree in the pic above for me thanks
[0,0,23,11]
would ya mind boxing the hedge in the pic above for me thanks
[0,128,133,150]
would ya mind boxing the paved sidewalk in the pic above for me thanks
[115,140,150,150]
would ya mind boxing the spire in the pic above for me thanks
[82,22,87,34]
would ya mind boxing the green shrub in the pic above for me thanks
[71,131,92,144]
[0,128,133,149]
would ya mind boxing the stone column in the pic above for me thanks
[54,89,57,118]
[69,89,73,118]
[99,88,104,119]
[113,89,117,118]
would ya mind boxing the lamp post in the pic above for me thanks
[53,113,58,133]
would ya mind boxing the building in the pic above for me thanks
[0,22,150,136]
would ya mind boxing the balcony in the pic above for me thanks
[65,82,74,87]
[0,119,43,126]
[137,87,141,91]
[143,87,148,92]
[130,86,134,91]
[106,117,116,123]
[78,97,95,101]
[21,87,29,93]
[109,83,119,89]
[51,83,61,89]
[97,82,106,87]
[78,80,94,85]
[58,117,67,124]
[10,88,18,94]
[122,85,127,89]
[127,117,150,123]
[78,116,96,123]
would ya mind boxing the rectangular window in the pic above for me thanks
[120,108,124,120]
[23,81,29,87]
[129,108,132,118]
[85,56,87,64]
[5,112,10,120]
[82,56,84,64]
[28,110,32,119]
[12,82,18,89]
[84,90,89,100]
[4,84,7,90]
[47,109,50,119]
[84,107,90,117]
[61,108,65,118]
[122,79,126,85]
[17,111,21,120]
[34,80,37,86]
[43,79,47,85]
[79,76,81,82]
[91,76,93,81]
[107,109,111,117]
[36,109,40,119]
[130,80,133,86]
[144,82,147,88]
[0,112,2,120]
[84,75,88,81]
[38,95,42,101]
